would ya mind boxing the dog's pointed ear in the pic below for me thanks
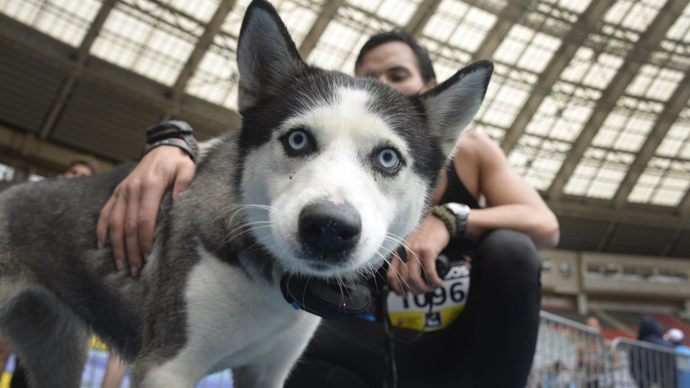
[237,0,306,112]
[419,60,493,157]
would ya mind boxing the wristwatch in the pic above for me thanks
[143,120,200,163]
[442,202,471,238]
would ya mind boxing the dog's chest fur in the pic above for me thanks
[178,244,318,372]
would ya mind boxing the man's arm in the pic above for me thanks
[388,132,559,295]
[96,141,200,276]
[463,132,560,249]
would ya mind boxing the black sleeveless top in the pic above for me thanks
[439,161,480,209]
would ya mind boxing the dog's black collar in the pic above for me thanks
[280,275,371,320]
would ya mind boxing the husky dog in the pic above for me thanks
[0,1,492,387]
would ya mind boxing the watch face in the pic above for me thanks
[446,203,470,217]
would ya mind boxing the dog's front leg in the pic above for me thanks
[232,314,321,388]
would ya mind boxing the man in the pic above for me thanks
[631,317,677,388]
[97,31,559,387]
[62,156,99,178]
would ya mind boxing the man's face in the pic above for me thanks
[63,163,93,179]
[356,41,437,95]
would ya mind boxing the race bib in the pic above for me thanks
[386,264,470,332]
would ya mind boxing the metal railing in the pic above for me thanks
[528,311,614,388]
[529,311,690,388]
[610,337,690,388]
[79,348,234,387]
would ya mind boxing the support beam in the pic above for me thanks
[500,0,617,155]
[546,197,690,230]
[0,14,240,135]
[612,70,690,208]
[596,222,617,252]
[661,229,683,256]
[680,190,690,216]
[298,0,346,59]
[470,0,530,62]
[164,0,237,121]
[37,0,118,140]
[404,0,443,39]
[547,0,690,201]
[0,124,116,175]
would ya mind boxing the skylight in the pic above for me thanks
[2,0,689,211]
[629,106,690,206]
[1,0,101,47]
[89,0,199,86]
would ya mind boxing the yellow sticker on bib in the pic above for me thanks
[386,265,470,332]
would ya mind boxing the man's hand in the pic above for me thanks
[387,214,450,296]
[96,144,195,276]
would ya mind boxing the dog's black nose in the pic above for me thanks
[299,201,361,261]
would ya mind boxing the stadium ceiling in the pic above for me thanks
[0,0,690,258]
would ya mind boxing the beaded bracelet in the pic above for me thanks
[429,205,457,237]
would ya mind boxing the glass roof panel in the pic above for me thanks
[628,106,690,206]
[307,5,395,73]
[604,0,666,32]
[185,39,239,109]
[167,0,218,23]
[373,0,419,26]
[90,1,199,86]
[509,137,569,190]
[665,2,690,41]
[1,0,101,47]
[628,158,690,206]
[186,0,321,108]
[563,148,632,199]
[560,47,625,91]
[220,0,319,48]
[591,106,657,153]
[537,0,594,15]
[469,64,536,142]
[626,64,685,102]
[421,0,497,56]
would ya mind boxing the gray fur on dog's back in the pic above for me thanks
[0,163,146,358]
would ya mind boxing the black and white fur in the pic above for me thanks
[0,1,492,387]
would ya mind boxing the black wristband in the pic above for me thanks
[145,120,199,161]
[142,139,197,163]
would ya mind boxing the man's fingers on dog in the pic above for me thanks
[172,161,196,201]
[107,194,127,271]
[123,185,143,276]
[138,182,166,262]
[96,195,117,250]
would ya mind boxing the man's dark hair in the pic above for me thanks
[67,156,98,175]
[355,30,436,84]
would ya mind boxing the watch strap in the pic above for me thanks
[142,139,198,163]
[144,120,199,163]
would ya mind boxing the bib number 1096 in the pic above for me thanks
[400,281,466,309]
[386,265,470,332]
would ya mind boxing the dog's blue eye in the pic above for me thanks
[288,130,309,151]
[377,149,399,170]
